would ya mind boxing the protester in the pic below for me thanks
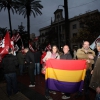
[2,48,18,96]
[76,41,95,99]
[60,45,72,99]
[24,48,35,87]
[43,45,60,100]
[34,49,41,75]
[89,42,100,100]
[17,48,25,75]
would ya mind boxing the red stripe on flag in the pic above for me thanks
[46,59,86,70]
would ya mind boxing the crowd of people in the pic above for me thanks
[1,41,100,100]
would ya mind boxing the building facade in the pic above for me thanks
[39,9,99,49]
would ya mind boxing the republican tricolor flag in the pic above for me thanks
[45,59,86,93]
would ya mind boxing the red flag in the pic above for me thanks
[0,31,12,62]
[45,44,51,51]
[11,35,15,41]
[0,37,3,47]
[15,33,21,42]
[11,33,21,42]
[29,42,34,52]
[3,31,12,48]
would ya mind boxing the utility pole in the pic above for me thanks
[58,15,60,50]
[64,0,69,46]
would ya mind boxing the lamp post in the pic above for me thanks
[57,5,64,49]
[58,0,69,47]
[57,11,60,49]
[64,0,69,46]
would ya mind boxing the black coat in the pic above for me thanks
[34,51,41,63]
[25,50,35,66]
[17,52,25,65]
[2,54,18,74]
[60,52,72,60]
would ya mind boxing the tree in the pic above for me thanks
[71,10,100,43]
[0,27,7,37]
[0,0,17,36]
[15,0,43,42]
[18,22,25,33]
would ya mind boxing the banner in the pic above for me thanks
[0,31,12,62]
[45,59,86,93]
[90,35,100,50]
[29,42,34,52]
[45,44,51,51]
[11,33,21,42]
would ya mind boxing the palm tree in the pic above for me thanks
[15,0,43,41]
[0,0,17,36]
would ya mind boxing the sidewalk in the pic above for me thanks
[0,82,29,100]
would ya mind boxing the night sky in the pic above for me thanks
[0,0,100,36]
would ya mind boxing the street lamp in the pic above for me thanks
[64,0,69,46]
[57,5,64,50]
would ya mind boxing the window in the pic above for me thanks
[41,33,44,36]
[57,14,60,19]
[72,24,77,29]
[73,33,77,37]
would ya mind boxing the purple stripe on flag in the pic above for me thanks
[46,78,84,93]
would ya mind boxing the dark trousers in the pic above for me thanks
[45,87,50,96]
[28,63,35,85]
[34,63,40,75]
[77,69,91,96]
[84,69,91,95]
[5,73,18,96]
[19,64,24,75]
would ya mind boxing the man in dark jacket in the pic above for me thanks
[2,48,18,96]
[17,49,25,75]
[60,45,72,60]
[60,45,72,100]
[90,42,100,100]
[24,48,35,87]
[34,49,41,75]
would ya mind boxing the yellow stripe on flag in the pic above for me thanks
[45,68,86,82]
